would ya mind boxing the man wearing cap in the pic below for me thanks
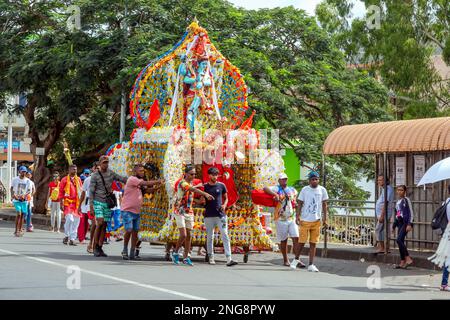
[264,173,300,267]
[11,166,32,236]
[294,171,329,272]
[80,168,91,183]
[59,164,82,246]
[203,166,238,266]
[89,155,128,257]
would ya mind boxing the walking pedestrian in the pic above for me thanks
[263,173,300,267]
[78,164,97,246]
[120,164,164,260]
[440,185,450,291]
[89,155,127,257]
[24,170,36,232]
[295,171,328,272]
[172,165,214,266]
[375,175,395,254]
[393,185,414,269]
[11,166,31,237]
[47,172,62,233]
[107,185,123,241]
[204,167,238,266]
[59,164,82,246]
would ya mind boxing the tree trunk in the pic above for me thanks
[32,155,51,214]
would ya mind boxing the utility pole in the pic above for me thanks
[6,105,14,203]
[119,1,128,142]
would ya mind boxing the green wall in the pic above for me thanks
[282,148,300,185]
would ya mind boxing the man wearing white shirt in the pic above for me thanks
[11,166,32,237]
[294,171,328,272]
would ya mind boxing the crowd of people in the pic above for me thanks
[8,156,450,291]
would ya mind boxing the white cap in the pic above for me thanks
[278,173,288,180]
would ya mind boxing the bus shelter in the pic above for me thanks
[323,117,450,252]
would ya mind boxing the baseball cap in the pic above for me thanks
[83,169,91,174]
[308,171,320,179]
[19,166,27,172]
[278,173,288,180]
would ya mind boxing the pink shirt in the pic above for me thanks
[121,176,144,214]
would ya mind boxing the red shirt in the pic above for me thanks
[48,181,60,202]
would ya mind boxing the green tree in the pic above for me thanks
[316,0,450,118]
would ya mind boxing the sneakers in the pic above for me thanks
[226,260,238,267]
[98,247,108,257]
[307,264,319,272]
[183,257,194,266]
[441,285,450,292]
[290,259,300,270]
[63,237,68,245]
[209,257,216,265]
[130,255,142,261]
[172,252,180,265]
[94,247,101,257]
[122,251,129,260]
[69,240,77,246]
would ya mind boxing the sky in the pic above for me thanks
[228,0,366,19]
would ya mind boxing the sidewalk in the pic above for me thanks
[0,208,440,271]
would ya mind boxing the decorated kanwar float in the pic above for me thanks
[106,21,287,261]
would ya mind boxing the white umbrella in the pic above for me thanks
[417,156,450,186]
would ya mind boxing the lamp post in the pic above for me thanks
[119,1,128,142]
[6,110,13,203]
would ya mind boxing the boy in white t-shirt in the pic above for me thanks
[11,166,32,237]
[294,171,328,272]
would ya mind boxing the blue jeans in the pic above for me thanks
[25,202,33,228]
[107,209,122,232]
[122,211,140,232]
[442,264,449,287]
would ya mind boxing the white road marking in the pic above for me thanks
[0,248,206,300]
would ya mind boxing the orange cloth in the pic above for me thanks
[59,175,82,216]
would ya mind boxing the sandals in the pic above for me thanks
[87,246,94,254]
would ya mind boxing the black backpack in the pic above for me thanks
[431,200,449,233]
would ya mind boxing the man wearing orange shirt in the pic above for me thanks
[59,164,82,246]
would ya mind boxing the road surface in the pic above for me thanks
[0,220,448,300]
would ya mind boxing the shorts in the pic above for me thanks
[175,213,194,229]
[93,200,112,222]
[276,219,299,242]
[299,220,321,244]
[122,211,141,232]
[13,201,28,214]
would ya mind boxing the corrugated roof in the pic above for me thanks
[323,117,450,155]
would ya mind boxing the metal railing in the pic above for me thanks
[322,200,376,246]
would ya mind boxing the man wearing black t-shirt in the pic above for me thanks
[204,167,238,266]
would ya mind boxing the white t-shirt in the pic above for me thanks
[81,176,91,213]
[29,180,36,207]
[11,176,31,201]
[298,185,329,222]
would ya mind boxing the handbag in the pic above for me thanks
[98,171,117,209]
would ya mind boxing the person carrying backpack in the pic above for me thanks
[429,184,450,292]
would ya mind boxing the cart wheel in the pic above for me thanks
[243,253,249,263]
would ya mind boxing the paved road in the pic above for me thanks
[0,220,448,300]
